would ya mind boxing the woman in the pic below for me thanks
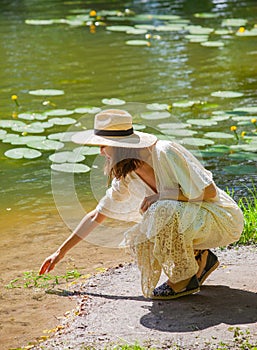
[40,109,244,299]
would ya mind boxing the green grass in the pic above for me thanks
[231,184,257,245]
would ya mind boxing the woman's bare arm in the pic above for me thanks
[39,210,106,275]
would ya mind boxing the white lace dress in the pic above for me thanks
[96,140,244,297]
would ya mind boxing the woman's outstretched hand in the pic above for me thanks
[39,251,63,275]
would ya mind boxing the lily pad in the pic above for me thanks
[74,106,101,114]
[49,151,85,163]
[48,117,76,125]
[48,132,78,142]
[224,165,256,175]
[230,144,257,153]
[125,40,150,46]
[73,146,100,156]
[233,106,257,114]
[0,129,7,139]
[28,89,65,96]
[141,111,170,120]
[155,24,184,32]
[211,115,231,121]
[194,13,219,19]
[201,41,224,47]
[27,140,64,151]
[51,163,90,173]
[9,136,46,145]
[45,109,74,117]
[25,19,54,25]
[211,91,244,98]
[157,122,190,129]
[106,26,134,32]
[11,123,45,134]
[180,138,215,146]
[126,28,148,35]
[2,134,20,143]
[172,100,199,108]
[229,152,257,161]
[18,112,48,121]
[162,129,197,137]
[133,124,146,131]
[187,25,214,35]
[101,98,126,105]
[221,18,248,27]
[204,132,234,139]
[186,119,218,126]
[0,120,26,128]
[135,24,156,30]
[214,29,232,35]
[236,28,257,37]
[185,35,209,43]
[146,103,169,111]
[4,147,42,159]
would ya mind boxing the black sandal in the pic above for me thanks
[195,249,220,286]
[151,275,200,300]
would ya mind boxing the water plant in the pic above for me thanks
[5,269,82,289]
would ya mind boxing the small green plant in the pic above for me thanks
[227,184,257,244]
[5,269,82,289]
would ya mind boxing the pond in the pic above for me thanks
[0,0,257,347]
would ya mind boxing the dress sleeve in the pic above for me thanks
[96,176,143,222]
[157,141,214,200]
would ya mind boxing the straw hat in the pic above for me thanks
[71,109,157,148]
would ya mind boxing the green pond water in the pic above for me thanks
[0,0,257,232]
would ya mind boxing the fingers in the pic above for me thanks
[39,258,54,275]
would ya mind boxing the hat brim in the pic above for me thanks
[71,129,157,148]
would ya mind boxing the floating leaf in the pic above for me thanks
[133,124,146,131]
[157,122,190,129]
[126,28,148,35]
[4,147,42,159]
[187,25,214,35]
[73,146,100,156]
[45,109,74,117]
[51,163,90,173]
[201,41,224,47]
[25,19,54,25]
[11,123,45,134]
[74,106,101,114]
[214,29,232,35]
[221,18,247,27]
[48,132,78,142]
[236,28,257,37]
[2,134,20,143]
[194,13,219,19]
[230,144,257,153]
[181,138,215,146]
[49,151,85,163]
[186,119,218,126]
[154,14,181,20]
[224,165,256,175]
[155,24,185,32]
[0,120,26,128]
[141,111,170,120]
[27,140,64,151]
[172,100,199,108]
[0,129,7,139]
[106,25,134,32]
[48,117,76,125]
[135,24,156,30]
[229,152,257,161]
[233,106,257,114]
[146,103,169,111]
[211,91,244,98]
[162,129,197,137]
[28,89,65,96]
[18,112,48,121]
[101,98,126,105]
[204,132,234,139]
[125,40,150,46]
[211,115,231,121]
[185,35,209,43]
[10,136,46,145]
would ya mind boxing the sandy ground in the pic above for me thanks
[25,246,257,350]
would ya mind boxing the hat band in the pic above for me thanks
[94,127,134,137]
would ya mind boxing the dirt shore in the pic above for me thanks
[27,246,257,350]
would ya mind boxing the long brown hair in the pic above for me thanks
[105,147,143,180]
